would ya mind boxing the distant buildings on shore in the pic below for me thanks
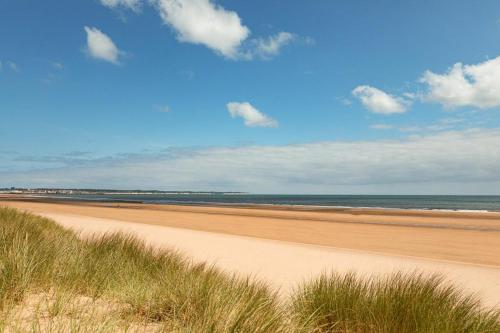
[0,187,245,195]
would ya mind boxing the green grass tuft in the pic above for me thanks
[290,272,500,333]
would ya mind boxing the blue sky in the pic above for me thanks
[1,0,500,193]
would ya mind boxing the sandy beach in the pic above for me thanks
[2,196,500,265]
[2,196,500,307]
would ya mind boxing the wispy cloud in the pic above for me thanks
[0,60,20,72]
[40,62,65,84]
[100,0,142,12]
[249,32,295,59]
[40,73,59,85]
[13,151,97,167]
[398,117,471,133]
[370,123,393,130]
[336,97,353,107]
[240,32,314,60]
[52,62,64,70]
[154,105,171,113]
[178,69,195,80]
[8,61,19,72]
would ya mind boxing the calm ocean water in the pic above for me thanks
[44,194,500,212]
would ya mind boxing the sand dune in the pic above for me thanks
[2,199,500,307]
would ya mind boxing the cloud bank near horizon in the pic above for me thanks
[3,128,500,194]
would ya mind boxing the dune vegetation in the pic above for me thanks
[0,207,499,333]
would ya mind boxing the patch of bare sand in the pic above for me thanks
[2,291,164,333]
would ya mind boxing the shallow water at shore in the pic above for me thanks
[28,193,500,212]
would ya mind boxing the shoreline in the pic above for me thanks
[2,193,500,219]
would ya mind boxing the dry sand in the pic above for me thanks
[1,198,500,307]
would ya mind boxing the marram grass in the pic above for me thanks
[290,272,500,333]
[0,207,499,332]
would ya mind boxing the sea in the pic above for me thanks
[39,194,500,212]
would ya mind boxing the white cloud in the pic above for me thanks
[352,85,409,114]
[155,0,250,59]
[100,0,142,11]
[420,56,500,109]
[354,56,500,112]
[3,129,500,194]
[227,102,278,128]
[84,26,122,64]
[251,32,295,59]
[98,0,304,60]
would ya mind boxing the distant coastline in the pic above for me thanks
[2,189,499,213]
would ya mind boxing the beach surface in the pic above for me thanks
[1,196,500,307]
